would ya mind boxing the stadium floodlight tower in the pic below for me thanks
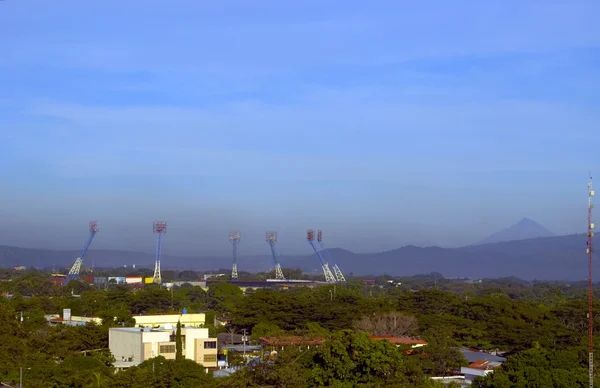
[229,231,241,280]
[318,229,346,282]
[265,231,285,280]
[67,221,99,280]
[307,229,336,283]
[152,221,167,284]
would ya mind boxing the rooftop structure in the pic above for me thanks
[459,347,506,384]
[458,348,507,363]
[132,313,206,328]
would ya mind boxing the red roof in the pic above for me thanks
[259,336,326,347]
[370,335,428,345]
[468,360,501,370]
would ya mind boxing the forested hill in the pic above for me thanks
[0,234,590,280]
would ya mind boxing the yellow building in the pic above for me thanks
[133,313,206,328]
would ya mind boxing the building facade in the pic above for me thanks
[109,327,218,369]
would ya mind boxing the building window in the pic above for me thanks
[203,354,217,362]
[159,345,176,353]
[203,341,217,349]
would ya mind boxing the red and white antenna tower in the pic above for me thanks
[588,176,595,388]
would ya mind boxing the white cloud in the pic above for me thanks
[23,83,600,181]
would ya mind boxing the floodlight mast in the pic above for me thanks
[588,176,595,388]
[67,221,99,279]
[265,231,285,280]
[317,229,346,282]
[152,221,167,284]
[229,231,241,280]
[307,229,336,283]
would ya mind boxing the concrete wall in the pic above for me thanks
[110,329,143,363]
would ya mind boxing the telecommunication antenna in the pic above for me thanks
[317,229,346,282]
[67,221,99,280]
[229,231,241,280]
[588,176,595,388]
[152,221,167,284]
[265,231,285,280]
[306,229,336,282]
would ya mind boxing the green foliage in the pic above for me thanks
[474,346,594,387]
[207,282,243,313]
[251,322,285,340]
[112,356,211,388]
[3,270,600,387]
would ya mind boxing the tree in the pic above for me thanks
[176,320,183,361]
[207,283,242,313]
[473,346,593,387]
[354,311,418,337]
[112,356,211,388]
[307,330,429,387]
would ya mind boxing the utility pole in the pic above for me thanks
[19,367,22,388]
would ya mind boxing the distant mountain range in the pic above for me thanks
[474,217,556,245]
[0,233,591,281]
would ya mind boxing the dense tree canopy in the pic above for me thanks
[1,270,599,387]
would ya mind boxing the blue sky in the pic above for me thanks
[0,0,599,256]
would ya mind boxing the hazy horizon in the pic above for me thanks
[1,1,598,256]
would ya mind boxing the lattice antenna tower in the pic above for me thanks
[307,229,336,282]
[265,231,285,280]
[67,221,99,280]
[229,231,241,280]
[589,176,595,388]
[152,221,167,284]
[317,229,346,282]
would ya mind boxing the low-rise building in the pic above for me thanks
[459,348,506,384]
[133,313,206,328]
[370,335,428,348]
[45,314,102,326]
[45,308,102,326]
[109,327,218,371]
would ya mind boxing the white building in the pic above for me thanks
[109,327,218,371]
